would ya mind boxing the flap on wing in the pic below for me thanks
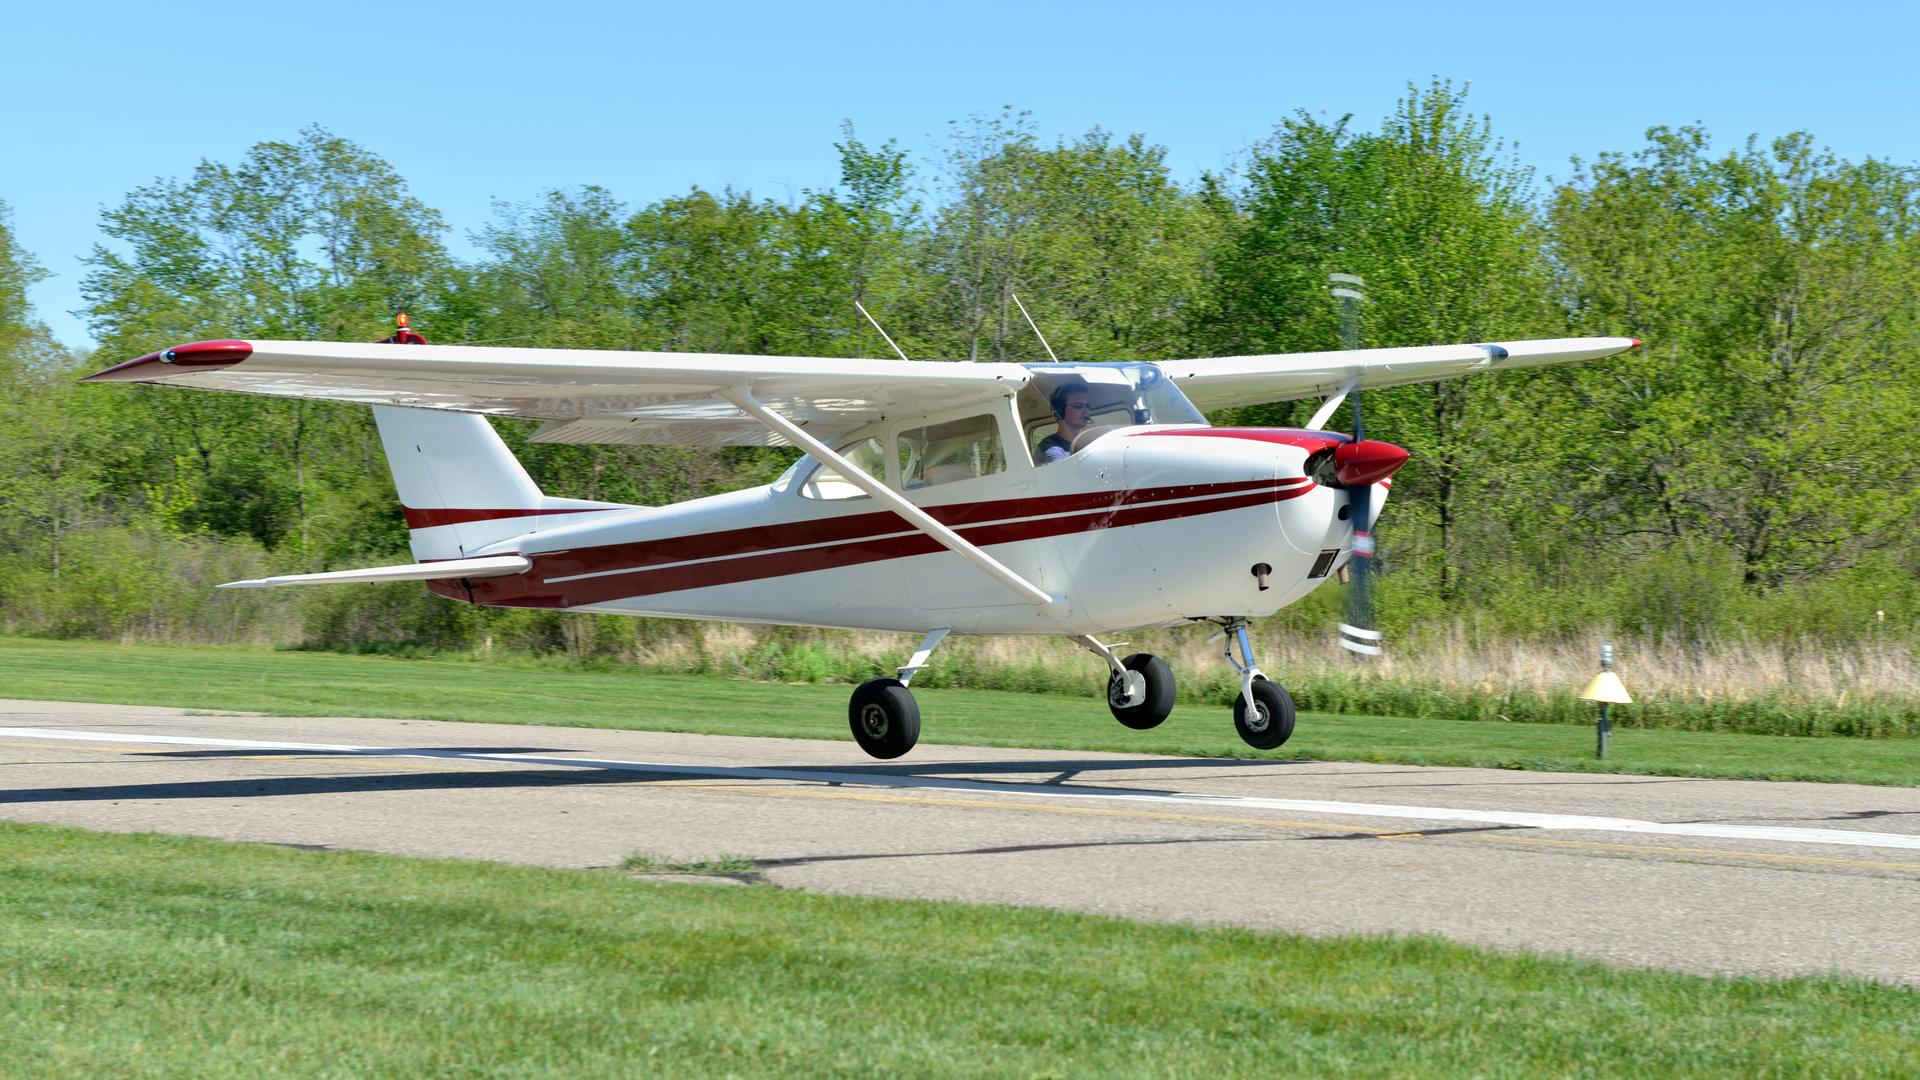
[528,416,790,448]
[1158,337,1639,413]
[86,340,1031,448]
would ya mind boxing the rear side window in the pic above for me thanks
[900,414,1005,489]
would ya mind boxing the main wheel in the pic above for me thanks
[1233,677,1296,750]
[849,678,921,759]
[1109,653,1176,730]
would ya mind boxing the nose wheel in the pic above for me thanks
[1233,676,1296,750]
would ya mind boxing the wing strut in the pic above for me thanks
[720,386,1065,615]
[1306,375,1362,431]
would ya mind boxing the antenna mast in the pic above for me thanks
[854,301,912,362]
[1010,291,1060,362]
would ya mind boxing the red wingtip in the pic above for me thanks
[1630,338,1643,348]
[82,339,253,382]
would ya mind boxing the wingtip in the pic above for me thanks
[83,339,253,382]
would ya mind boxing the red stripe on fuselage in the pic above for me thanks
[443,479,1315,609]
[511,476,1299,582]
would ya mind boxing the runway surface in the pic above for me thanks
[4,697,1918,985]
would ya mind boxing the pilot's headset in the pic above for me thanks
[1049,381,1089,419]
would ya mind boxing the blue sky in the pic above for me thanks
[6,0,1916,350]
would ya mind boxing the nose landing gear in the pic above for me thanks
[1216,618,1296,750]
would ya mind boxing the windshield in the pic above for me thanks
[1019,362,1206,459]
[1021,362,1207,429]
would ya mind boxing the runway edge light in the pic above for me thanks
[1580,642,1632,759]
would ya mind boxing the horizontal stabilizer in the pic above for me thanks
[218,555,531,590]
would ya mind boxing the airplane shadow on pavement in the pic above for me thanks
[0,748,1325,806]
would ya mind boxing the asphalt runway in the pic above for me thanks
[4,697,1918,986]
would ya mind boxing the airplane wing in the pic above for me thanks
[1156,337,1639,413]
[84,335,1636,445]
[84,339,1032,448]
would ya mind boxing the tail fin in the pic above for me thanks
[372,407,632,561]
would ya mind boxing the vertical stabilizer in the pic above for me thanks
[372,407,632,561]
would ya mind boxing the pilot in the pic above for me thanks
[1037,379,1092,464]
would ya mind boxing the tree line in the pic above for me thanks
[3,81,1917,654]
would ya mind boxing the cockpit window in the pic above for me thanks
[1019,362,1207,462]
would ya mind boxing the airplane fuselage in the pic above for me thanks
[429,427,1386,635]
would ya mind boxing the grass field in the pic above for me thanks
[3,637,1918,785]
[3,820,1916,1077]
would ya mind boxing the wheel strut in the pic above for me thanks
[1074,634,1144,708]
[1215,619,1264,708]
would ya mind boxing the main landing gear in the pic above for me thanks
[1076,635,1176,730]
[849,628,948,759]
[848,623,1295,759]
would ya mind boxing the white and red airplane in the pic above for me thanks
[86,327,1636,758]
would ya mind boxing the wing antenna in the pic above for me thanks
[854,301,912,362]
[1010,291,1060,362]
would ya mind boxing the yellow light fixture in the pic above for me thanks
[1580,671,1632,704]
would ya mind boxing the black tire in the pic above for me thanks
[849,678,921,759]
[1109,653,1176,730]
[1233,678,1296,750]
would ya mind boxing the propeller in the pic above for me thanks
[1329,274,1386,658]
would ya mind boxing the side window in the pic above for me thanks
[798,436,887,500]
[900,414,1005,489]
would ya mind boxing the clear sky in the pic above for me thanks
[6,0,1917,350]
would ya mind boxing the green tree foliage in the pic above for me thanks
[0,205,291,640]
[79,126,454,556]
[1547,128,1920,592]
[914,113,1220,363]
[0,199,47,354]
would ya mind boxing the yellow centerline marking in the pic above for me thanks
[9,737,1919,875]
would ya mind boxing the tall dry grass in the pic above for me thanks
[610,621,1920,738]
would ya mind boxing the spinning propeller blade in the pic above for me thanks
[1330,274,1384,658]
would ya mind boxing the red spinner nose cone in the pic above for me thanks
[1333,439,1409,487]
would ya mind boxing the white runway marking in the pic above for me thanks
[7,725,1919,854]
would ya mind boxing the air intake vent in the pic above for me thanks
[1307,549,1340,579]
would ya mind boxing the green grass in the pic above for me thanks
[3,636,1919,785]
[618,851,764,878]
[2,820,1915,1078]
